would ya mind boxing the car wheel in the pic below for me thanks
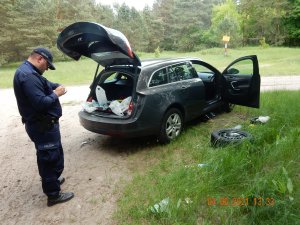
[211,129,252,147]
[223,102,235,112]
[158,108,183,144]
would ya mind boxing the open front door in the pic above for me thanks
[221,55,260,108]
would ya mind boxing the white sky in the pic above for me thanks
[95,0,155,11]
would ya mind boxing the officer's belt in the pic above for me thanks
[22,115,59,124]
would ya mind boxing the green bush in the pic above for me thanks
[259,37,270,49]
[154,46,161,58]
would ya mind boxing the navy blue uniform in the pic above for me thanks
[14,61,64,197]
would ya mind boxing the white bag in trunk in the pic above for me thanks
[109,96,132,116]
[96,85,107,105]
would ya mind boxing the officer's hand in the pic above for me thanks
[54,85,67,97]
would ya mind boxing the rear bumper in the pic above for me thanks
[78,110,157,138]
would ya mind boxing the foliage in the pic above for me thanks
[0,0,299,64]
[154,46,161,58]
[210,0,242,48]
[0,0,13,64]
[141,6,164,52]
[284,0,300,46]
[151,0,176,51]
[170,0,221,51]
[238,0,290,46]
[259,37,269,48]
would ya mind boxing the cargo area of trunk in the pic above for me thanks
[82,71,134,117]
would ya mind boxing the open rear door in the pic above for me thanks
[221,55,260,108]
[57,22,141,67]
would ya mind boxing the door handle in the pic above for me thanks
[230,81,240,90]
[181,86,187,89]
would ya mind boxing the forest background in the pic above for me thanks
[0,0,299,65]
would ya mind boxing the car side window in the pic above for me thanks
[192,63,216,82]
[167,67,179,83]
[149,68,168,87]
[172,63,196,81]
[226,59,253,75]
[192,64,214,75]
[186,63,198,79]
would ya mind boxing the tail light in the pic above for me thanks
[127,101,134,116]
[87,96,93,102]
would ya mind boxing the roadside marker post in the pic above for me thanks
[222,35,230,56]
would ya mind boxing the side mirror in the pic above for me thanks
[227,68,239,74]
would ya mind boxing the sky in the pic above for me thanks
[95,0,155,11]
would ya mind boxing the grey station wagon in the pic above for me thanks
[57,22,260,143]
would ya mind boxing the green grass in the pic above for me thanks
[1,47,300,88]
[115,91,300,225]
[138,47,300,75]
[0,58,98,88]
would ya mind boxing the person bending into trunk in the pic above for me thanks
[13,47,74,207]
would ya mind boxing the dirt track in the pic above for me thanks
[0,76,299,224]
[0,89,131,225]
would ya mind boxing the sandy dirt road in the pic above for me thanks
[0,76,299,225]
[0,88,132,225]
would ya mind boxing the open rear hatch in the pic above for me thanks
[57,21,141,67]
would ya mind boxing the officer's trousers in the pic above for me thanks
[25,122,64,197]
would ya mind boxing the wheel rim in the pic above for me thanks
[219,130,247,140]
[165,113,182,139]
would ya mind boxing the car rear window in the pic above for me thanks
[149,68,168,87]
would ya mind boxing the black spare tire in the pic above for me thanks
[211,129,252,147]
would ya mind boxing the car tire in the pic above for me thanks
[211,129,252,147]
[223,102,235,113]
[158,108,183,144]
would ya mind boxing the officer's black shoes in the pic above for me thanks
[58,176,65,185]
[47,192,74,207]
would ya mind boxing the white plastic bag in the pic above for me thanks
[258,116,270,123]
[150,198,169,214]
[109,96,132,116]
[81,102,97,113]
[109,101,123,116]
[119,96,132,113]
[96,85,107,105]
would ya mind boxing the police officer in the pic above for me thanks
[13,47,74,206]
